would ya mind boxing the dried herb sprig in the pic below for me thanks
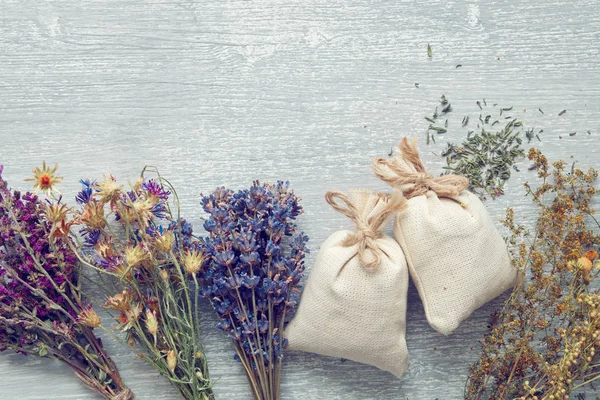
[465,149,600,399]
[73,170,214,400]
[0,165,133,399]
[200,182,309,400]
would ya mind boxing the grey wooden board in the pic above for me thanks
[1,0,599,398]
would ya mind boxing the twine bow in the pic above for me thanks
[325,190,406,270]
[372,137,469,199]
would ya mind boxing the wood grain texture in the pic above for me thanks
[1,0,599,398]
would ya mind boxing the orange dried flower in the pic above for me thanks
[586,249,598,261]
[24,161,63,193]
[578,257,593,273]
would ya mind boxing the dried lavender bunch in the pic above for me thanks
[200,181,309,400]
[465,149,600,399]
[0,165,133,399]
[73,169,213,400]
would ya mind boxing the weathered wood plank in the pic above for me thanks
[1,0,599,398]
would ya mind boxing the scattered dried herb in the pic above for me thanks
[559,109,567,116]
[441,108,526,198]
[425,95,453,143]
[427,44,432,58]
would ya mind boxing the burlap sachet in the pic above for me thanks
[285,189,410,378]
[372,138,519,335]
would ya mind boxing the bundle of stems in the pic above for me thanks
[199,182,309,400]
[465,149,600,399]
[0,164,133,399]
[73,168,213,400]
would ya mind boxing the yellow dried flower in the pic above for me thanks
[153,231,174,253]
[78,306,101,328]
[95,175,122,205]
[44,202,75,237]
[167,349,177,372]
[182,250,204,275]
[125,245,147,268]
[132,197,155,221]
[44,202,69,224]
[81,201,106,229]
[96,239,117,260]
[24,161,63,193]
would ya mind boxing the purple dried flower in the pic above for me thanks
[0,167,132,399]
[142,179,171,201]
[200,181,308,400]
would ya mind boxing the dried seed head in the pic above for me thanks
[183,250,204,275]
[145,308,158,336]
[160,269,169,282]
[167,349,177,372]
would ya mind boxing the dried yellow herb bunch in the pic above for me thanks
[466,148,600,399]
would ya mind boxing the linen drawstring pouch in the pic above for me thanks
[285,189,410,378]
[372,138,519,335]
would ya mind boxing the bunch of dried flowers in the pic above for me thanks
[465,149,600,399]
[0,164,133,399]
[73,169,213,400]
[199,181,309,400]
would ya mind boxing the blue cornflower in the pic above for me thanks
[75,179,95,204]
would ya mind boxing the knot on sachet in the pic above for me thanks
[325,190,406,270]
[111,389,135,400]
[372,137,469,199]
